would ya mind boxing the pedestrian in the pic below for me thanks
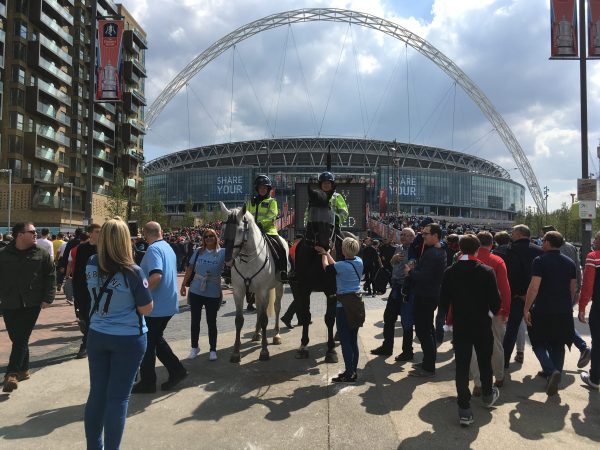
[470,231,511,396]
[405,223,447,377]
[440,234,501,426]
[36,228,54,261]
[503,224,543,368]
[281,234,304,329]
[361,237,380,296]
[133,221,187,393]
[524,231,576,396]
[370,228,415,359]
[578,230,600,390]
[317,237,364,382]
[72,224,101,359]
[84,218,153,450]
[180,228,225,361]
[0,223,56,393]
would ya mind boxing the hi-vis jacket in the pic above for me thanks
[304,192,349,227]
[246,196,278,235]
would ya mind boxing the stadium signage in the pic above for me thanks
[388,176,417,197]
[216,175,244,195]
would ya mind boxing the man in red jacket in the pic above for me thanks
[470,231,511,396]
[578,231,600,389]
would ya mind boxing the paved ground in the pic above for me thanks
[1,279,599,449]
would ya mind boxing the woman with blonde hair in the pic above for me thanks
[181,228,226,361]
[84,218,153,450]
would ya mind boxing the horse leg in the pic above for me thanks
[324,292,338,363]
[295,287,311,359]
[230,294,245,363]
[251,290,262,341]
[272,284,283,345]
[259,305,270,361]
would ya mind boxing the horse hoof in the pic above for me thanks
[259,351,270,361]
[295,349,309,359]
[272,336,282,345]
[251,333,261,342]
[325,350,338,363]
[230,354,241,363]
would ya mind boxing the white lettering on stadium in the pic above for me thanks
[216,175,244,196]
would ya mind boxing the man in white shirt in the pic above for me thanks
[37,228,54,260]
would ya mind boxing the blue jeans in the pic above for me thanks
[532,341,565,375]
[573,329,588,353]
[589,302,600,384]
[336,307,359,376]
[85,329,147,450]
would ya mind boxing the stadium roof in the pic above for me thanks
[144,137,511,180]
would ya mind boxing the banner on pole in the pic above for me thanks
[589,0,600,58]
[550,0,579,58]
[96,19,124,102]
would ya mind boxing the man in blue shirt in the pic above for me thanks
[133,222,187,393]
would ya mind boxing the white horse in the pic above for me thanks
[220,202,288,362]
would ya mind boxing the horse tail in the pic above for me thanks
[267,288,276,317]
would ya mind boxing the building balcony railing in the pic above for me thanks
[33,195,82,210]
[126,178,137,189]
[34,79,71,106]
[38,55,72,85]
[128,118,146,134]
[93,184,107,195]
[125,148,145,162]
[132,28,148,49]
[0,2,6,18]
[83,166,113,181]
[37,101,70,127]
[96,101,116,114]
[130,88,146,105]
[44,0,74,26]
[33,170,64,184]
[92,130,114,148]
[37,33,73,66]
[34,147,67,166]
[0,29,6,42]
[94,112,115,131]
[84,148,114,164]
[39,11,73,45]
[37,124,70,146]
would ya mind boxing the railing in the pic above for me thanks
[132,28,148,48]
[85,166,114,181]
[39,55,72,84]
[37,101,70,126]
[128,118,146,133]
[84,148,113,164]
[126,148,145,161]
[92,130,114,147]
[40,11,73,44]
[93,184,107,195]
[33,170,64,184]
[37,124,70,146]
[0,2,6,18]
[126,178,137,189]
[131,58,147,76]
[44,0,74,25]
[35,78,71,106]
[94,112,115,130]
[38,33,72,65]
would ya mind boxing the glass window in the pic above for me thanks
[8,136,23,154]
[9,112,24,131]
[11,65,26,84]
[9,88,25,107]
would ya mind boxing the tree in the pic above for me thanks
[106,168,128,219]
[149,188,167,226]
[183,196,195,228]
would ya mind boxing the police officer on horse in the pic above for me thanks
[317,171,348,261]
[247,175,288,282]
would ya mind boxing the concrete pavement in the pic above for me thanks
[1,288,599,449]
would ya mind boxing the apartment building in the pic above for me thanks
[0,0,146,231]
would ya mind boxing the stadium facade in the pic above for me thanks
[143,138,525,222]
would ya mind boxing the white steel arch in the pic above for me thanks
[145,8,543,210]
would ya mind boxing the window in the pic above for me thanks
[9,112,24,131]
[11,65,25,84]
[14,0,29,14]
[8,136,23,154]
[13,20,27,39]
[26,162,32,179]
[9,88,25,107]
[8,159,22,178]
[12,42,27,60]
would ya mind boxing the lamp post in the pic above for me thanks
[543,185,549,219]
[64,182,73,228]
[0,169,12,232]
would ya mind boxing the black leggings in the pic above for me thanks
[189,292,220,351]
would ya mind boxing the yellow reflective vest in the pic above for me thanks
[246,196,278,235]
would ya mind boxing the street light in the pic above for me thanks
[64,182,73,228]
[390,139,398,215]
[0,169,12,232]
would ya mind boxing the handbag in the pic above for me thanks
[185,250,200,287]
[338,261,366,329]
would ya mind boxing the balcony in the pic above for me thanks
[33,170,64,184]
[0,28,5,43]
[0,2,6,18]
[83,165,113,181]
[35,10,73,45]
[123,60,145,82]
[94,112,115,131]
[93,130,114,148]
[35,101,70,127]
[36,124,70,146]
[33,193,82,210]
[96,101,116,114]
[37,55,72,85]
[122,121,145,143]
[104,0,119,15]
[132,28,148,49]
[84,148,114,164]
[124,148,144,162]
[131,88,146,105]
[93,184,107,195]
[37,33,72,66]
[43,0,74,26]
[32,79,71,106]
[32,147,68,167]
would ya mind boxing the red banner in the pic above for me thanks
[96,19,124,101]
[589,0,600,57]
[550,0,578,58]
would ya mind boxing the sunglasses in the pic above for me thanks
[23,230,37,236]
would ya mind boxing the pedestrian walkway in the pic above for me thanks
[1,290,599,449]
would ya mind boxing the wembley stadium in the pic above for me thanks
[143,137,525,225]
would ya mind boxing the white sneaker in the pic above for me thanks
[187,347,200,359]
[209,351,217,361]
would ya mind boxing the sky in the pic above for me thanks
[122,0,600,212]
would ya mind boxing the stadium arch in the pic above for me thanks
[144,7,544,210]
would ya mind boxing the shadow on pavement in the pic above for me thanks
[0,403,85,440]
[571,388,600,442]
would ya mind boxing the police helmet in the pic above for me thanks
[254,174,272,192]
[318,171,335,185]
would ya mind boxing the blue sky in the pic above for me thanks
[123,0,600,212]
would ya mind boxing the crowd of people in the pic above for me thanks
[1,170,599,444]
